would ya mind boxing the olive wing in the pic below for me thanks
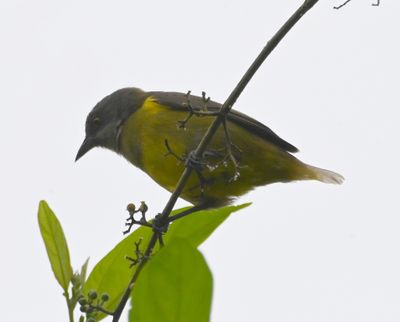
[149,91,298,153]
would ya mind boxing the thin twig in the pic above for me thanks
[112,234,159,321]
[177,91,219,129]
[64,291,75,322]
[333,0,352,9]
[123,202,152,234]
[160,0,320,221]
[164,139,184,161]
[334,0,380,9]
[89,305,114,316]
[168,204,206,223]
[112,1,320,321]
[221,119,242,182]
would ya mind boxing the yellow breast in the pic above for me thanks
[119,96,312,207]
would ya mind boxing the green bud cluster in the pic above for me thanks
[77,290,111,321]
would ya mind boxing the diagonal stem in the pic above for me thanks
[159,0,319,219]
[112,1,320,321]
[112,233,159,321]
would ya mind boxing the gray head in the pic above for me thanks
[75,87,148,161]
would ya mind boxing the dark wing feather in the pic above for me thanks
[148,91,298,153]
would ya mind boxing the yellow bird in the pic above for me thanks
[76,88,343,208]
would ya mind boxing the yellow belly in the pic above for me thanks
[119,97,309,207]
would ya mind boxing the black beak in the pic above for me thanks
[75,137,96,161]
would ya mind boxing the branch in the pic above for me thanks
[334,0,381,9]
[112,234,158,321]
[159,0,320,220]
[333,0,352,9]
[112,1,320,320]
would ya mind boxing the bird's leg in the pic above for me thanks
[165,139,211,199]
[184,150,207,172]
[199,118,243,181]
[173,109,243,184]
[165,139,208,192]
[185,150,214,199]
[123,202,152,235]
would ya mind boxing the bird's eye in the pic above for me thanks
[93,117,101,126]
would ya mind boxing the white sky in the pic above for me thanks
[1,1,400,321]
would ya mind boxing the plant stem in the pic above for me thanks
[112,1,320,320]
[159,0,319,219]
[112,233,159,322]
[64,291,74,322]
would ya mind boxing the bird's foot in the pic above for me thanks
[185,151,207,172]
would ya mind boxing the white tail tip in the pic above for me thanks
[307,165,344,184]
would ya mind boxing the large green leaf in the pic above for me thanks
[165,203,250,247]
[83,203,249,318]
[38,200,73,291]
[130,238,212,322]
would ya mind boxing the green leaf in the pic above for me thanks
[80,258,90,286]
[38,200,73,291]
[165,203,251,247]
[130,238,212,322]
[83,203,250,319]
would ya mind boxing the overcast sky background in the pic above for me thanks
[1,1,399,321]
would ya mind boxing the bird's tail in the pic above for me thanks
[305,165,344,184]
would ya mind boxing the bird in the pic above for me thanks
[76,87,343,209]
